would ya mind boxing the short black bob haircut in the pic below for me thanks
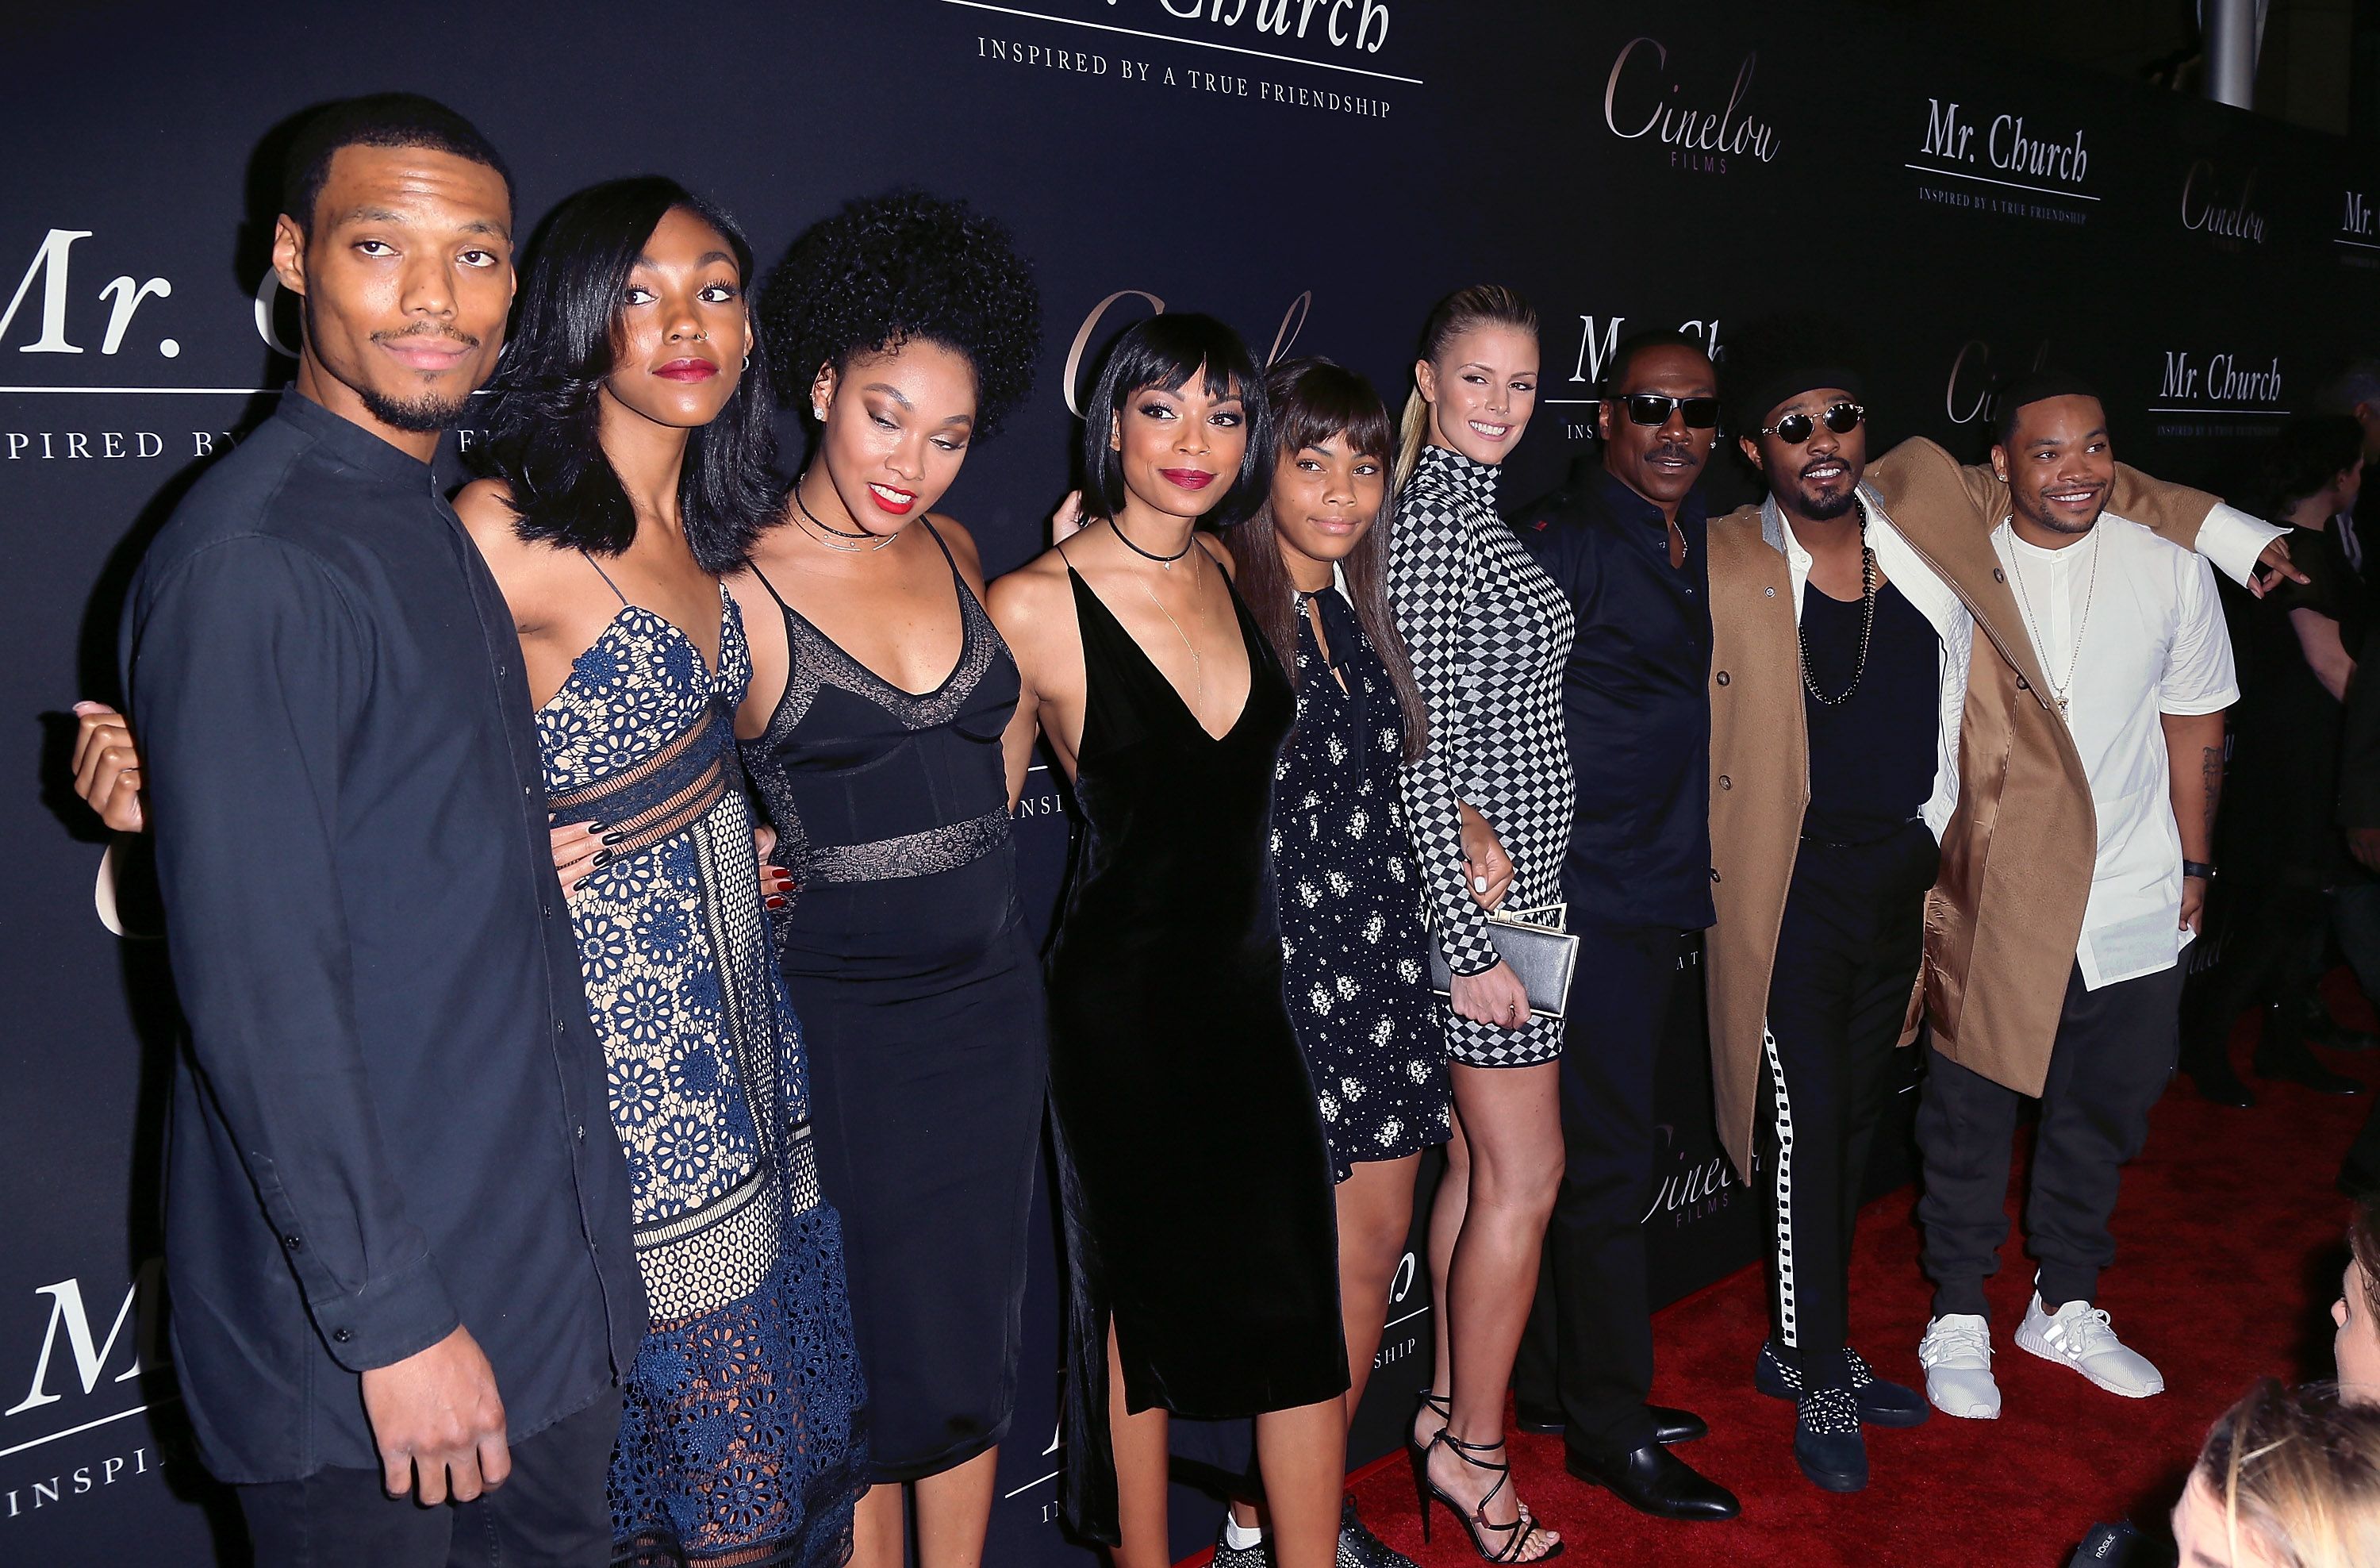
[1991,370,2103,448]
[1081,312,1274,530]
[478,177,781,575]
[760,189,1041,441]
[1599,326,1713,399]
[280,92,512,233]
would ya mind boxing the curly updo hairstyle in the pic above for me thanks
[759,189,1042,442]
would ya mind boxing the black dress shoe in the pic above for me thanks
[2184,1051,2257,1108]
[2306,1008,2380,1052]
[1565,1440,1740,1520]
[1650,1405,1707,1444]
[1795,1389,1868,1493]
[2255,1047,2364,1094]
[1753,1342,1930,1428]
[1516,1405,1705,1443]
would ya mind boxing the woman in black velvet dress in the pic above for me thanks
[989,314,1349,1568]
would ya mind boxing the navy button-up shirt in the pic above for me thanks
[1522,461,1716,932]
[121,391,643,1484]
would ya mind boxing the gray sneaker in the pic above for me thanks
[1917,1312,2001,1420]
[2013,1293,2164,1398]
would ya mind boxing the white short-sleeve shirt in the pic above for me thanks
[1994,513,2238,989]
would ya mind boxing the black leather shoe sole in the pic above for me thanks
[1795,1435,1869,1493]
[1564,1444,1741,1521]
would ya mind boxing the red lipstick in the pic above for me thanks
[1160,467,1215,491]
[655,358,718,382]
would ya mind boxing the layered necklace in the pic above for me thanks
[1798,500,1879,708]
[2005,522,2101,723]
[791,474,899,554]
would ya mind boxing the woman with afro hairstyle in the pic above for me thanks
[732,189,1045,1568]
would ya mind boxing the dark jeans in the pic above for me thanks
[1514,919,1691,1462]
[1917,961,2186,1316]
[1756,824,1936,1391]
[238,1389,621,1568]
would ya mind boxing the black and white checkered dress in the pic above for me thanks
[1389,444,1576,1067]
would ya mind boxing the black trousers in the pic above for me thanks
[1916,960,2186,1316]
[1514,918,1691,1462]
[1756,824,1936,1391]
[237,1389,621,1568]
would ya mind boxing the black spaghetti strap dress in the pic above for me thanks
[1044,551,1347,1543]
[738,521,1048,1485]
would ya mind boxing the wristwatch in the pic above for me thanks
[2182,860,2217,880]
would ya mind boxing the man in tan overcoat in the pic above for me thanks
[1705,329,2290,1478]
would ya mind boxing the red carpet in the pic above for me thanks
[1206,978,2380,1566]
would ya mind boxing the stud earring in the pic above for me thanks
[812,405,827,421]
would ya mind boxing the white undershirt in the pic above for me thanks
[1993,514,2238,989]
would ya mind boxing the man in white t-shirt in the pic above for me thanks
[1915,375,2236,1412]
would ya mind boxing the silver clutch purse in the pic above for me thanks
[1426,904,1580,1020]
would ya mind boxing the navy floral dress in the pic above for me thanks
[1274,586,1451,1180]
[539,565,863,1567]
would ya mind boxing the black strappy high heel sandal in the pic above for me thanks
[1407,1426,1564,1562]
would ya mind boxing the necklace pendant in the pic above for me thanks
[2057,695,2071,721]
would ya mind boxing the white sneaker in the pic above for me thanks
[1918,1312,2001,1419]
[2013,1293,2165,1398]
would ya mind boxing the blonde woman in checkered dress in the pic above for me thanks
[1388,286,1573,1564]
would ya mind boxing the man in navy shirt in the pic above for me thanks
[1511,330,1739,1521]
[117,95,641,1566]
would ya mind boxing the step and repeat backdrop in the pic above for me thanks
[6,1,2377,1562]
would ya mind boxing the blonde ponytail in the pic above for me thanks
[1396,283,1541,486]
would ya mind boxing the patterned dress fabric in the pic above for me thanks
[539,571,862,1568]
[739,521,1047,1485]
[1275,586,1452,1179]
[1388,444,1579,1068]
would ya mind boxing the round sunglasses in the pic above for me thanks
[1755,402,1866,444]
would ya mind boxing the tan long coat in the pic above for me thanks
[1703,440,2230,1181]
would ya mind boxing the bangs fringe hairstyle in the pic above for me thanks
[482,176,780,575]
[1081,313,1273,530]
[2197,1380,2380,1568]
[759,188,1041,441]
[1395,283,1538,487]
[1235,358,1427,761]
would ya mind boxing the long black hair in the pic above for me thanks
[481,176,781,574]
[1236,357,1427,759]
[1081,312,1273,530]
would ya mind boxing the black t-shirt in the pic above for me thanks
[1799,576,1940,845]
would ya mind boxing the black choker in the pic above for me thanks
[794,477,872,540]
[1111,517,1196,569]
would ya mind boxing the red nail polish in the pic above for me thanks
[765,895,788,910]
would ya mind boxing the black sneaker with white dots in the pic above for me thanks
[1795,1386,1868,1492]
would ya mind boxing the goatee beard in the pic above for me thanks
[1800,485,1857,521]
[357,382,470,433]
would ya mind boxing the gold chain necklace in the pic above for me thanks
[1135,546,1206,709]
[2006,524,2101,722]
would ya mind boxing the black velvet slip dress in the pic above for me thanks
[1044,544,1348,1543]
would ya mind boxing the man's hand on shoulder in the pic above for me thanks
[359,1324,509,1505]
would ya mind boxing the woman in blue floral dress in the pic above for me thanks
[459,179,864,1566]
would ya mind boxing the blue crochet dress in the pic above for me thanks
[538,566,863,1566]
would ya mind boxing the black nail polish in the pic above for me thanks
[574,878,589,891]
[601,832,624,846]
[591,851,610,869]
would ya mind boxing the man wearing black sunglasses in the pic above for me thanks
[1700,321,2300,1487]
[1512,328,1741,1523]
